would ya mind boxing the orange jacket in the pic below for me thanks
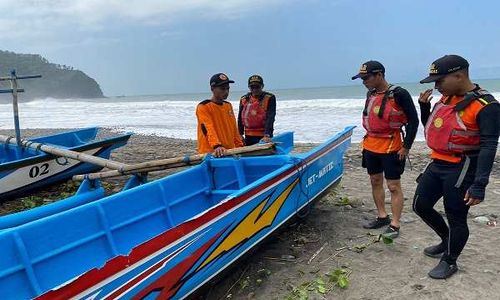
[196,99,244,154]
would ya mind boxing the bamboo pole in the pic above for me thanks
[10,72,21,146]
[72,143,276,181]
[75,148,275,180]
[0,134,128,170]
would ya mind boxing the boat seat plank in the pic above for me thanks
[210,189,238,195]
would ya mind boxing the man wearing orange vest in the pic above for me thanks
[237,75,276,146]
[196,73,243,156]
[414,55,499,279]
[352,61,419,238]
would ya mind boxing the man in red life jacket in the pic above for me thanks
[352,61,419,238]
[414,55,499,279]
[238,75,276,146]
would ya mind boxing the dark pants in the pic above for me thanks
[244,135,263,146]
[412,157,476,264]
[362,149,406,180]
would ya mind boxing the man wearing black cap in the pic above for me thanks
[238,75,277,145]
[414,55,499,279]
[352,61,419,239]
[196,73,243,156]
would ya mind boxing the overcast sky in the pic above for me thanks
[1,0,499,96]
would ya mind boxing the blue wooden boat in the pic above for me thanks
[0,126,354,300]
[0,127,131,201]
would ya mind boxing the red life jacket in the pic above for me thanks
[362,85,408,138]
[240,93,271,136]
[425,89,492,156]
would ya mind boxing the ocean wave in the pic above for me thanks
[2,90,499,143]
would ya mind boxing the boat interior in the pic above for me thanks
[0,133,300,298]
[0,127,99,164]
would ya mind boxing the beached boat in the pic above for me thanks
[0,127,131,201]
[0,126,354,300]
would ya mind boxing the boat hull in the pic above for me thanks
[0,127,353,300]
[0,128,131,201]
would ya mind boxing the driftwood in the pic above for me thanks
[0,134,127,170]
[307,242,328,264]
[72,143,276,181]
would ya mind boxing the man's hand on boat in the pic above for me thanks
[213,146,227,157]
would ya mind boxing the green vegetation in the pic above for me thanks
[14,180,82,212]
[3,180,113,214]
[285,267,351,300]
[0,50,104,101]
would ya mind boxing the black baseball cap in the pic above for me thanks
[248,75,264,86]
[351,61,385,80]
[210,73,235,87]
[420,55,469,84]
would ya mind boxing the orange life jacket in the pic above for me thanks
[362,85,408,138]
[240,93,271,136]
[425,89,492,157]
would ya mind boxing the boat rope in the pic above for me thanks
[407,153,413,171]
[290,156,312,219]
[56,156,69,165]
[182,155,191,165]
[3,136,14,145]
[138,172,148,184]
[24,141,34,151]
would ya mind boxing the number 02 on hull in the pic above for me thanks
[0,128,131,201]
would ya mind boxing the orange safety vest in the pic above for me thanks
[240,93,271,136]
[362,85,408,138]
[425,89,493,161]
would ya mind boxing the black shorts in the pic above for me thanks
[362,149,405,180]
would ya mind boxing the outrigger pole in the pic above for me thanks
[0,70,129,171]
[0,134,129,170]
[72,143,276,181]
[0,70,42,146]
